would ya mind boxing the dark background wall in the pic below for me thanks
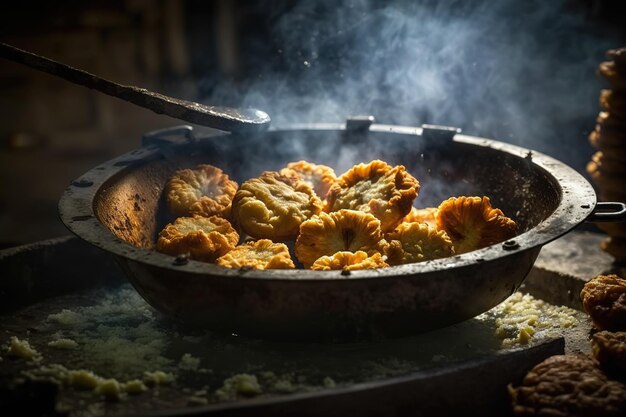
[0,0,625,246]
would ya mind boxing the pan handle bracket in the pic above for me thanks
[588,202,626,222]
[421,124,461,143]
[345,115,375,132]
[343,115,376,144]
[141,125,197,147]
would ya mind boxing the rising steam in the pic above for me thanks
[199,0,621,172]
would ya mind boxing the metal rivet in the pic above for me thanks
[71,179,94,187]
[173,254,189,265]
[502,240,519,250]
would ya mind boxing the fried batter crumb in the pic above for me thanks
[232,171,323,241]
[592,331,626,374]
[436,196,517,254]
[508,354,626,417]
[279,160,336,199]
[310,251,388,271]
[402,207,438,228]
[581,274,626,331]
[598,61,626,90]
[296,209,388,268]
[325,160,419,232]
[217,239,295,270]
[165,164,238,218]
[156,215,239,262]
[386,222,454,265]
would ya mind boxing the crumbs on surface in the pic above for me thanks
[323,377,336,388]
[47,309,83,327]
[478,292,582,348]
[143,370,175,386]
[43,288,172,379]
[215,374,262,401]
[24,364,162,401]
[179,353,201,371]
[48,338,78,350]
[6,336,41,361]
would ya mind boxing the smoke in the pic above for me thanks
[198,0,623,172]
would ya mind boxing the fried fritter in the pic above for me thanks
[607,47,626,70]
[310,251,388,271]
[599,61,626,91]
[402,207,438,228]
[600,90,626,118]
[596,111,626,131]
[325,160,419,232]
[216,239,295,270]
[386,222,454,265]
[279,160,336,199]
[580,274,626,331]
[165,164,238,218]
[592,331,626,374]
[232,171,323,241]
[590,151,626,175]
[435,196,517,254]
[508,354,626,417]
[589,122,626,151]
[295,209,388,268]
[156,215,239,262]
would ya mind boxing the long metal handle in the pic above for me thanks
[0,42,270,133]
[588,202,626,222]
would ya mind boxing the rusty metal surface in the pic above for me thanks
[58,123,597,340]
[0,236,584,417]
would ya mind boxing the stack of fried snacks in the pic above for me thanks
[588,47,626,263]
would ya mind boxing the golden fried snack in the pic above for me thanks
[386,222,454,265]
[216,239,295,270]
[592,331,626,374]
[156,215,239,262]
[589,151,626,175]
[402,207,438,228]
[589,124,626,151]
[232,171,323,241]
[435,196,517,254]
[295,209,388,268]
[325,160,419,232]
[165,164,238,218]
[608,47,626,70]
[597,111,626,130]
[580,274,626,331]
[310,251,388,271]
[279,160,336,199]
[598,61,626,90]
[508,354,626,417]
[600,90,626,118]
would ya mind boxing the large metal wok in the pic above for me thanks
[58,119,625,341]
